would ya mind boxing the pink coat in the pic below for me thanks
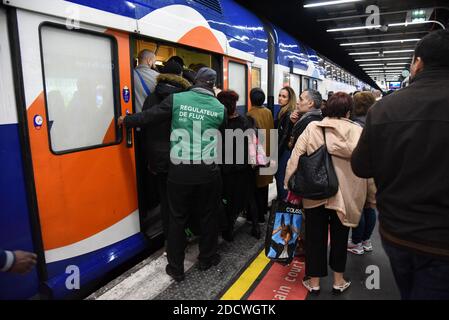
[284,118,376,227]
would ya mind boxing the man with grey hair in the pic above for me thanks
[134,49,159,112]
[288,89,324,150]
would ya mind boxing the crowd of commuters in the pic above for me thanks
[2,29,448,301]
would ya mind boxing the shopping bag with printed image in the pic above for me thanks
[264,200,303,265]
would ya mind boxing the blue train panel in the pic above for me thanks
[0,123,39,300]
[45,233,147,299]
[65,0,269,60]
[305,46,326,78]
[273,26,309,70]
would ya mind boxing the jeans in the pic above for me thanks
[351,208,377,244]
[275,150,291,201]
[382,239,449,300]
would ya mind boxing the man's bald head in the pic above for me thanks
[138,50,156,67]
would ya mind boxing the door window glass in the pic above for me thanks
[41,25,119,153]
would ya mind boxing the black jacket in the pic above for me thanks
[351,68,449,258]
[277,111,293,155]
[221,115,255,175]
[125,84,227,185]
[287,110,323,150]
[138,74,191,173]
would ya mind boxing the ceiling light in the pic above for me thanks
[359,64,384,66]
[341,39,420,46]
[349,51,380,55]
[388,62,410,65]
[356,57,412,62]
[304,0,364,8]
[383,49,415,54]
[327,25,381,32]
[363,67,405,70]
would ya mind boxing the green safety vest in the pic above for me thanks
[171,90,225,162]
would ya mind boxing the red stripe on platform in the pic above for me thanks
[247,257,309,300]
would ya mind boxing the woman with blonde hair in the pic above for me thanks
[275,86,297,201]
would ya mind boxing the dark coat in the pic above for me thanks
[351,68,449,258]
[277,111,293,155]
[140,74,191,173]
[287,111,323,150]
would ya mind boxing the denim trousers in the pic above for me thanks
[351,208,377,244]
[382,239,449,300]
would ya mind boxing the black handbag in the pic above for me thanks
[288,127,339,200]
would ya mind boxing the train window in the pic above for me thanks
[228,61,247,113]
[303,77,310,91]
[282,72,290,88]
[290,74,300,96]
[40,25,119,153]
[313,80,318,90]
[251,66,261,89]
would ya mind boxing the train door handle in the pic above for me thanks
[125,110,133,148]
[126,127,133,148]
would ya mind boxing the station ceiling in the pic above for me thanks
[234,0,449,90]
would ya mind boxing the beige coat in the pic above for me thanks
[284,118,376,227]
[247,106,275,188]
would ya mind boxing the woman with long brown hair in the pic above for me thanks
[275,86,297,201]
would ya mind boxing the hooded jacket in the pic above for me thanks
[285,117,376,227]
[138,74,191,173]
[125,83,227,184]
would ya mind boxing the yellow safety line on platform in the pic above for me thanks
[220,250,270,300]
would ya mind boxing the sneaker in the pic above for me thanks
[347,240,364,255]
[198,254,221,271]
[165,265,185,282]
[332,280,351,294]
[302,277,320,295]
[362,239,373,252]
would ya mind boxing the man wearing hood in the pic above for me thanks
[119,68,226,282]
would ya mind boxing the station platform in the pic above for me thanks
[88,215,400,301]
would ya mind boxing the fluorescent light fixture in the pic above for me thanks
[388,62,410,65]
[329,21,445,33]
[367,72,402,74]
[363,67,405,70]
[359,63,384,66]
[304,0,363,8]
[349,50,414,55]
[349,51,380,55]
[341,39,420,46]
[328,25,381,32]
[356,57,412,62]
[383,49,415,54]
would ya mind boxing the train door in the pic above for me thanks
[0,7,40,300]
[13,10,147,297]
[131,38,223,238]
[224,57,249,115]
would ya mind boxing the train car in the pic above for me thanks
[0,0,367,300]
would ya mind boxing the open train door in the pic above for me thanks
[11,9,147,298]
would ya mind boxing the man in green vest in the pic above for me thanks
[119,68,226,282]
